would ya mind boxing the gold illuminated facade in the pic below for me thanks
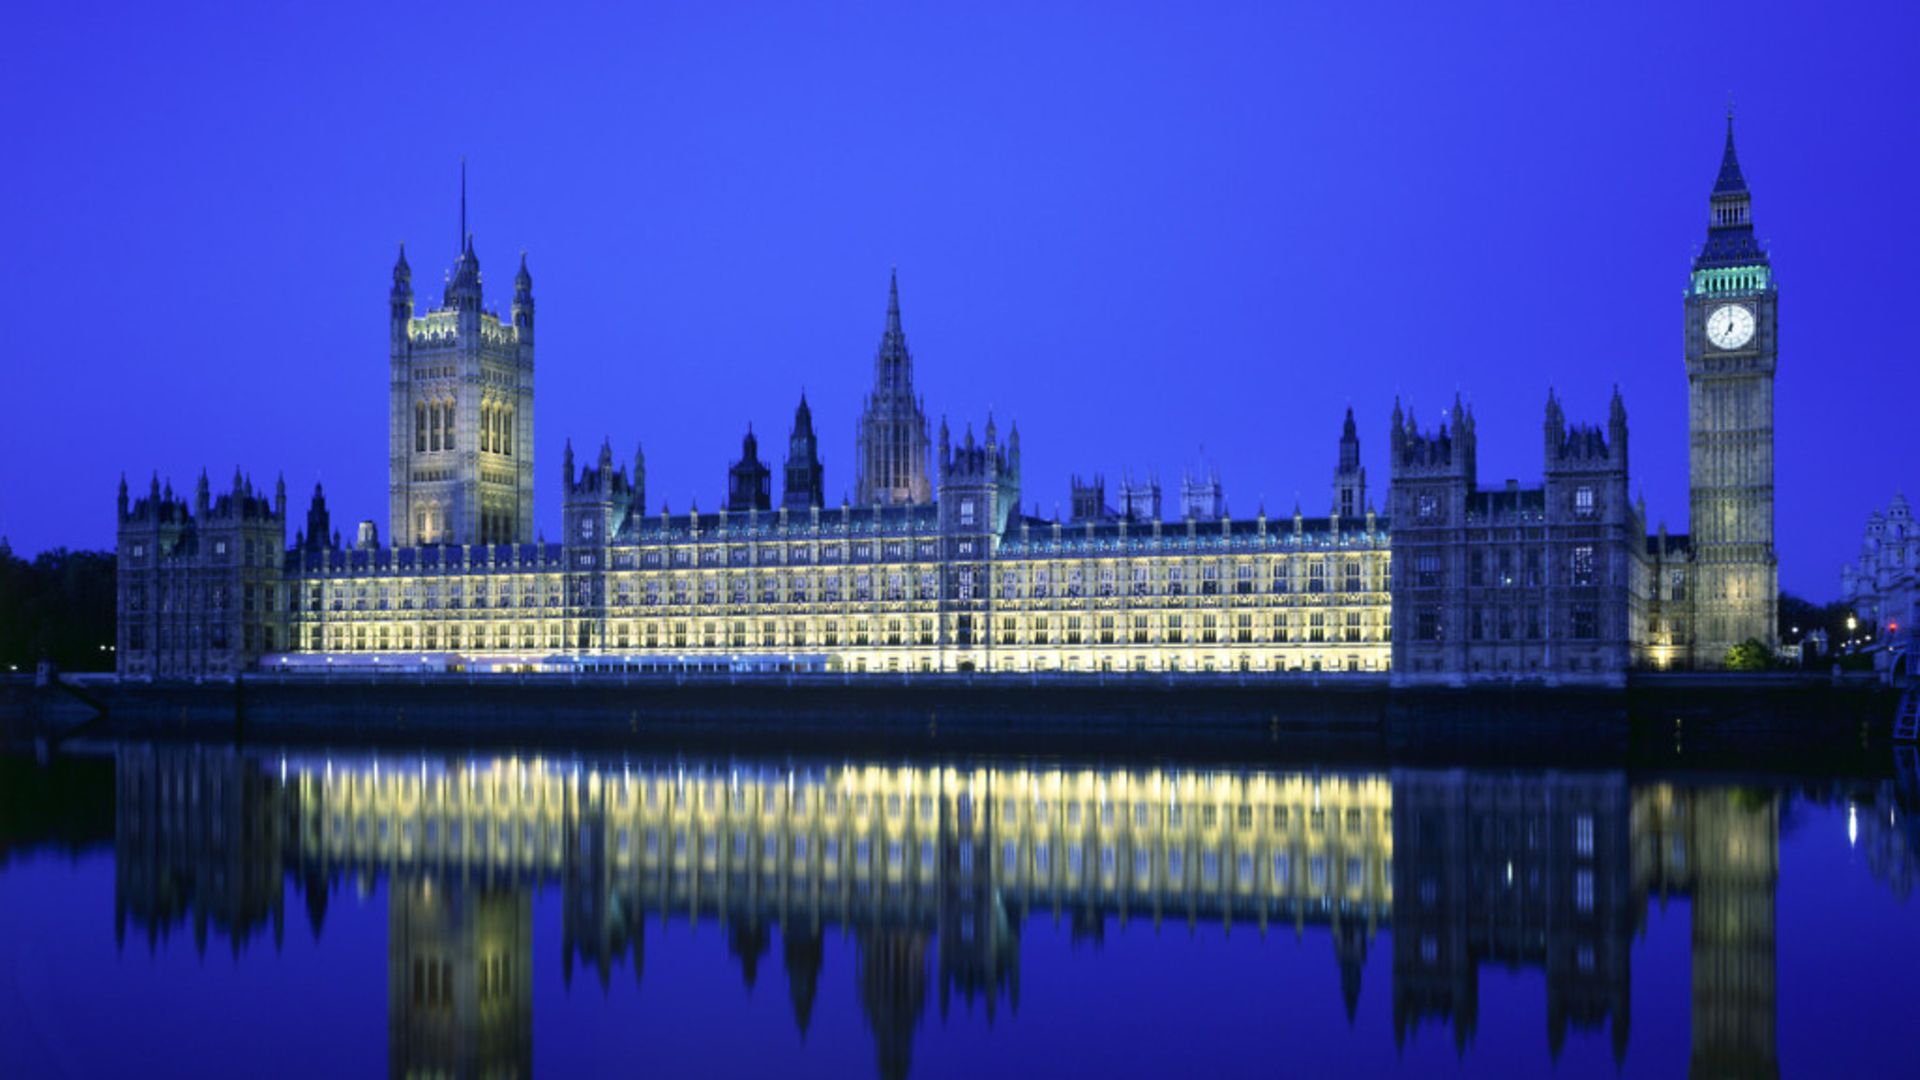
[114,119,1776,683]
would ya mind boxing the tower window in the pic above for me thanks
[416,403,427,452]
[1574,486,1595,518]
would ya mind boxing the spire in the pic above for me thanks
[886,266,902,337]
[1696,107,1765,270]
[1714,104,1747,195]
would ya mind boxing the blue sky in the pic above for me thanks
[2,2,1914,599]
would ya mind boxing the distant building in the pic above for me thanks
[1841,493,1919,678]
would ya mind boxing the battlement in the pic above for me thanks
[1389,397,1476,481]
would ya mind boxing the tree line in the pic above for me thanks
[0,544,116,672]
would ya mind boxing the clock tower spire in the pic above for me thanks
[1684,108,1778,667]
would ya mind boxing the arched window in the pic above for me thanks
[504,408,513,456]
[443,400,455,451]
[416,403,427,452]
[430,403,441,451]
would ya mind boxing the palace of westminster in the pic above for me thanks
[114,120,1780,683]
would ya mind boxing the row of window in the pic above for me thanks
[1409,544,1605,589]
[1409,604,1604,643]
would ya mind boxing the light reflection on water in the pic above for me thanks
[3,744,1916,1078]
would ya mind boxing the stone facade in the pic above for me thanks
[388,169,536,548]
[115,471,289,679]
[1388,392,1645,686]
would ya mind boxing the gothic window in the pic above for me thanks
[1417,493,1438,521]
[1571,545,1596,586]
[442,400,455,450]
[430,404,441,451]
[1416,607,1442,642]
[1574,486,1595,518]
[1571,606,1599,640]
[416,403,427,452]
[504,408,513,456]
[1344,559,1362,593]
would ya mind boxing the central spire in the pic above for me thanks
[855,267,932,505]
[886,266,902,337]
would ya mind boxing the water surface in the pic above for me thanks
[2,743,1915,1078]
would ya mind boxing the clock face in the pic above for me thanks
[1705,304,1756,350]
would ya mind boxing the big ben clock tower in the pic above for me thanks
[1685,111,1778,667]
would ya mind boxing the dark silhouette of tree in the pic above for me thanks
[0,543,117,671]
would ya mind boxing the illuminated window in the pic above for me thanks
[1571,545,1596,586]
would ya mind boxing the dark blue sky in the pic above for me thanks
[2,3,1914,599]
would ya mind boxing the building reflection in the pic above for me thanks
[1633,785,1780,1080]
[108,743,1878,1078]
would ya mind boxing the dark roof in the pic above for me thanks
[999,514,1388,555]
[1713,116,1747,195]
[628,503,942,541]
[1647,532,1692,556]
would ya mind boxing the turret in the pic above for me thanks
[512,251,534,339]
[304,483,332,553]
[1333,407,1366,518]
[1608,385,1628,474]
[117,474,129,521]
[631,444,647,520]
[728,425,771,513]
[195,470,211,518]
[390,243,413,328]
[1545,389,1567,464]
[783,394,824,511]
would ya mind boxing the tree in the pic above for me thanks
[0,547,117,672]
[1726,638,1772,672]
